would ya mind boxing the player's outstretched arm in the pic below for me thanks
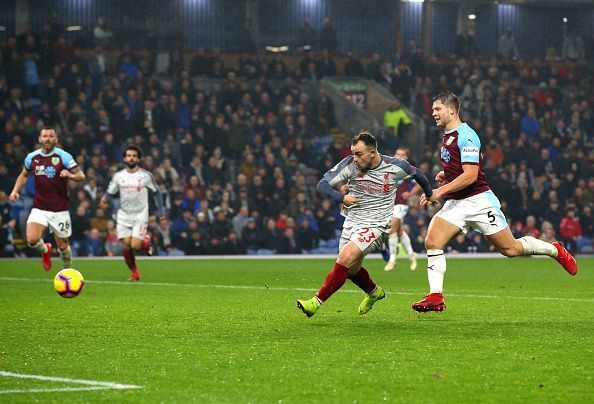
[410,166,433,198]
[60,166,85,182]
[432,164,478,200]
[317,178,345,204]
[9,167,29,202]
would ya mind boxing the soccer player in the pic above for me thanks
[412,91,577,312]
[296,132,433,317]
[9,127,85,271]
[384,147,420,272]
[100,145,165,281]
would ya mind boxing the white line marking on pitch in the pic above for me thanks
[1,276,593,303]
[0,371,143,395]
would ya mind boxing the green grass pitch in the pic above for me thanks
[1,256,593,402]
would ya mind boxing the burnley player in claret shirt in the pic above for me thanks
[411,91,577,313]
[9,127,85,271]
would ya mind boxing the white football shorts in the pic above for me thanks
[391,204,409,220]
[435,190,508,236]
[117,220,148,240]
[339,225,390,256]
[27,208,72,238]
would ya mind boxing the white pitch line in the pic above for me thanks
[0,387,118,394]
[1,276,594,303]
[0,371,143,392]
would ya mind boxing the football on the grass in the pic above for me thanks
[54,268,85,298]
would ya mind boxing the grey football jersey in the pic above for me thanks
[322,155,414,229]
[106,168,158,221]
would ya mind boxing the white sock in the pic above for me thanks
[28,239,48,254]
[388,233,399,261]
[427,249,446,293]
[59,246,73,268]
[519,236,557,257]
[400,231,414,256]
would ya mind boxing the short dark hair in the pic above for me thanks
[40,126,56,134]
[432,91,460,114]
[123,145,143,159]
[352,131,377,150]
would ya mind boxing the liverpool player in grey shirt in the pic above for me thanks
[297,132,433,317]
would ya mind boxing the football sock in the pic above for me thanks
[123,248,138,272]
[140,236,151,252]
[348,266,377,294]
[427,249,446,294]
[388,233,398,260]
[400,231,414,256]
[29,239,48,254]
[316,262,349,302]
[519,236,557,257]
[59,246,72,268]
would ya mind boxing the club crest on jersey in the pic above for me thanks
[52,157,60,166]
[45,166,56,179]
[441,147,451,162]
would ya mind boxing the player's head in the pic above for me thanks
[432,91,460,128]
[123,145,142,169]
[38,127,58,150]
[351,131,378,170]
[395,147,410,160]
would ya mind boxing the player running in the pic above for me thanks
[412,91,577,313]
[296,132,433,317]
[9,127,86,271]
[384,147,420,272]
[100,145,164,281]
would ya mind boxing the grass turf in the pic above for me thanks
[0,256,593,402]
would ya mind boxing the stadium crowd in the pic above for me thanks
[0,22,592,257]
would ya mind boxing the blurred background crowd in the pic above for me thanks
[0,11,592,258]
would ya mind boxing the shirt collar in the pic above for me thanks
[445,123,465,135]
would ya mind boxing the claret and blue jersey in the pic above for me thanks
[24,147,77,212]
[441,122,491,200]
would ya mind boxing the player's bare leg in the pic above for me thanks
[412,216,460,313]
[486,227,577,275]
[121,237,140,281]
[54,235,72,269]
[26,222,52,271]
[384,217,399,271]
[397,224,418,271]
[297,241,384,317]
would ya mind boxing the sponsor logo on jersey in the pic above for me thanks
[441,147,450,163]
[461,146,479,154]
[35,165,45,176]
[52,157,60,166]
[45,166,56,179]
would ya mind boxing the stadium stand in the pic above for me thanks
[0,23,592,257]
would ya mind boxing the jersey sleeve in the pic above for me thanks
[383,156,432,197]
[145,171,158,192]
[24,152,35,171]
[458,127,481,164]
[324,156,354,186]
[106,172,119,195]
[316,156,354,203]
[56,148,78,169]
[382,156,413,180]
